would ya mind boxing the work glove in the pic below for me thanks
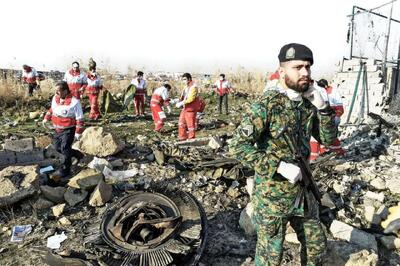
[74,133,81,141]
[175,101,185,108]
[277,161,302,184]
[42,120,53,130]
[169,98,179,105]
[302,86,328,110]
[334,116,341,126]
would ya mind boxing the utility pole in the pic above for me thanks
[381,1,394,94]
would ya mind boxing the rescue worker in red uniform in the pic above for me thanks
[309,79,345,161]
[213,74,231,114]
[176,73,200,140]
[86,65,103,120]
[63,62,87,100]
[42,81,84,178]
[150,84,172,132]
[130,71,147,116]
[22,64,40,96]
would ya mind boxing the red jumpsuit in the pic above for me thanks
[150,86,170,131]
[131,78,147,116]
[86,72,102,120]
[178,82,199,140]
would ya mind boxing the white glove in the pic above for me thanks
[334,116,341,126]
[169,98,179,104]
[277,161,302,184]
[74,133,81,141]
[42,120,53,130]
[302,86,327,110]
[175,101,185,108]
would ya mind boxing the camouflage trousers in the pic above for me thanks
[252,213,326,266]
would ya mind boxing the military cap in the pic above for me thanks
[278,43,313,65]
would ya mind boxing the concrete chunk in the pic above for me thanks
[40,186,66,204]
[67,169,103,190]
[0,150,17,167]
[4,138,34,152]
[0,165,39,208]
[330,220,377,251]
[89,180,112,207]
[16,149,45,164]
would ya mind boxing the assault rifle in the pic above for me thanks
[276,126,322,207]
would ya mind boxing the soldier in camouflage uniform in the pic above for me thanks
[229,43,337,266]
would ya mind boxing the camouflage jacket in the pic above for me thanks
[229,85,336,217]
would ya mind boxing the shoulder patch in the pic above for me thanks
[241,124,254,137]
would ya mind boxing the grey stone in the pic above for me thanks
[330,220,378,251]
[239,203,255,236]
[0,165,39,208]
[153,150,165,165]
[0,150,16,167]
[146,153,155,162]
[321,193,336,209]
[34,197,54,210]
[64,188,88,206]
[67,169,103,190]
[89,179,112,207]
[376,205,388,219]
[40,185,66,203]
[4,138,34,152]
[379,236,400,250]
[16,149,45,164]
[72,126,125,157]
[109,159,123,167]
[44,144,63,161]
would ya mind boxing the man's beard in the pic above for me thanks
[284,76,310,93]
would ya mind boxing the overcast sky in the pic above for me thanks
[0,0,399,76]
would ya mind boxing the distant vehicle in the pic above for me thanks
[37,71,46,81]
[113,74,125,81]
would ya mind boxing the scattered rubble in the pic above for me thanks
[1,97,400,265]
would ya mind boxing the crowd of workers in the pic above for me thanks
[20,43,347,265]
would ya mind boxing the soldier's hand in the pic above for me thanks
[303,86,327,110]
[277,161,302,184]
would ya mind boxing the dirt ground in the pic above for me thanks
[1,92,400,266]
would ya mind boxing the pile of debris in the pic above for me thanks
[0,109,400,265]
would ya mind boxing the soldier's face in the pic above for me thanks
[279,60,311,93]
